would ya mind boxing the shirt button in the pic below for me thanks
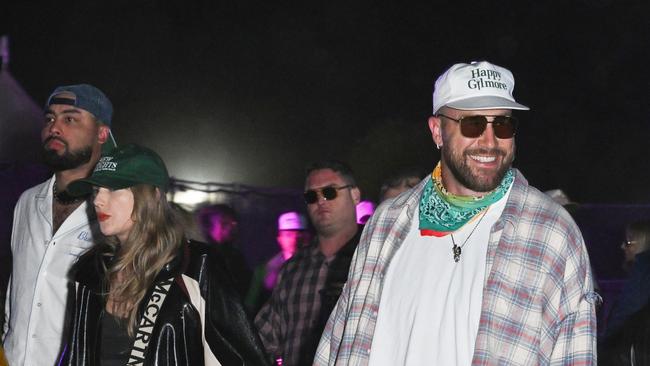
[32,334,37,338]
[37,302,42,307]
[367,348,371,355]
[372,311,378,317]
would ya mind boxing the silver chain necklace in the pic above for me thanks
[450,208,488,263]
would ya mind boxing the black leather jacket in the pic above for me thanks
[59,240,270,365]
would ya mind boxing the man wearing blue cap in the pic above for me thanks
[3,84,115,365]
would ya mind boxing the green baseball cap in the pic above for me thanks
[68,144,169,196]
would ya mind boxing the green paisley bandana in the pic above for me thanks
[419,163,514,236]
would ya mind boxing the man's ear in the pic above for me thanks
[428,116,443,148]
[351,187,361,205]
[98,125,110,144]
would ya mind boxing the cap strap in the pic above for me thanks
[48,97,76,106]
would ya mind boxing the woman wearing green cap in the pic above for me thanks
[58,144,270,365]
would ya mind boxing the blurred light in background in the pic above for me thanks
[171,189,209,207]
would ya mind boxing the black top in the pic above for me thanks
[99,312,131,366]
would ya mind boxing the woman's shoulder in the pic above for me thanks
[186,239,212,254]
[182,240,231,276]
[179,240,244,298]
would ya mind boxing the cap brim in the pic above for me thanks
[67,176,137,196]
[446,96,530,111]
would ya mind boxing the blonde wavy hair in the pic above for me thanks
[101,184,184,335]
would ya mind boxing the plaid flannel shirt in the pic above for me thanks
[255,243,329,366]
[315,169,598,365]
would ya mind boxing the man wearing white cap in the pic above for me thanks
[268,212,309,287]
[315,62,598,365]
[246,212,309,313]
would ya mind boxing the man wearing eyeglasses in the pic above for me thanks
[315,61,598,365]
[256,160,362,366]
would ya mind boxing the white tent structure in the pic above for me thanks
[0,35,43,163]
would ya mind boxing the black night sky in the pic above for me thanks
[2,1,649,203]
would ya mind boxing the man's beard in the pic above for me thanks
[42,137,93,172]
[441,146,514,193]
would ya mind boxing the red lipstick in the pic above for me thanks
[97,212,111,222]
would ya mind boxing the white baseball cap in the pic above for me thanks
[433,61,529,114]
[278,211,307,231]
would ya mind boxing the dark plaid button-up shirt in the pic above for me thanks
[255,232,360,366]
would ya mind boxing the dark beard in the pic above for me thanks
[441,146,514,193]
[42,137,93,172]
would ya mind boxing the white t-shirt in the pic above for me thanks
[369,190,510,366]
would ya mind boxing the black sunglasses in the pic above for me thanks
[304,185,352,204]
[437,114,518,139]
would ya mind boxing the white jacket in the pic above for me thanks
[3,176,97,366]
